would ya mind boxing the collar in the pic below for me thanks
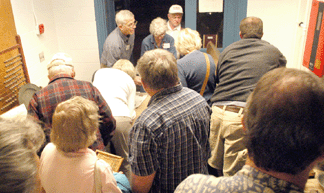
[149,34,166,48]
[49,73,74,84]
[148,84,182,106]
[239,165,303,192]
[117,27,131,43]
[60,148,90,158]
[167,21,181,31]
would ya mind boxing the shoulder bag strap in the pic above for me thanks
[200,53,211,96]
[94,159,102,193]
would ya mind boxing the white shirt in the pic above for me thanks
[40,143,121,193]
[166,21,181,40]
[92,68,136,119]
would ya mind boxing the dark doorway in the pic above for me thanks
[114,0,185,64]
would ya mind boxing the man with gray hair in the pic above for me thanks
[129,49,211,193]
[101,10,137,68]
[140,17,177,58]
[166,4,184,40]
[28,53,116,152]
[208,16,287,177]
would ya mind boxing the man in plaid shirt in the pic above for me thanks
[129,49,211,193]
[28,53,116,152]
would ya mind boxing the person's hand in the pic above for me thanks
[134,75,142,86]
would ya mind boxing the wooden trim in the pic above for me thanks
[0,44,20,55]
[15,35,30,83]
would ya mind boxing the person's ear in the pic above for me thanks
[141,79,146,89]
[239,31,243,39]
[71,69,76,78]
[241,115,246,133]
[118,24,123,30]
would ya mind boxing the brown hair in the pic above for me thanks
[51,96,99,152]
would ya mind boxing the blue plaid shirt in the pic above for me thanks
[129,84,211,193]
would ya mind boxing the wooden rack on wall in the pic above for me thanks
[0,35,30,115]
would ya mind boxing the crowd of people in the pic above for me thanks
[1,4,324,193]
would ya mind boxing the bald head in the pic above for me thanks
[239,17,263,39]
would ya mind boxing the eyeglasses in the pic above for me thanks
[125,20,138,28]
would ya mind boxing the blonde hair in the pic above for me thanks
[51,96,99,152]
[112,59,136,79]
[149,17,167,37]
[175,28,202,56]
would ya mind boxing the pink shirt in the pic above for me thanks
[40,143,121,193]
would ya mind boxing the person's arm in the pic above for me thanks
[98,160,123,193]
[101,36,120,68]
[168,36,178,59]
[27,94,40,121]
[177,63,188,87]
[140,36,152,58]
[127,80,136,120]
[279,53,287,67]
[131,172,156,193]
[129,122,157,193]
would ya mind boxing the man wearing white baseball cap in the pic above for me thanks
[166,4,183,40]
[28,52,116,154]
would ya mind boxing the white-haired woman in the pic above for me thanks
[176,28,217,105]
[141,17,177,58]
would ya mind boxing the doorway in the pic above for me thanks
[115,0,185,64]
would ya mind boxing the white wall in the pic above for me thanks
[11,0,59,87]
[11,0,314,87]
[247,0,311,69]
[10,0,100,87]
[51,0,100,82]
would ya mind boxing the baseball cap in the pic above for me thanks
[47,52,74,70]
[169,4,183,14]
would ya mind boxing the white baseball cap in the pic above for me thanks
[47,53,73,70]
[169,4,183,14]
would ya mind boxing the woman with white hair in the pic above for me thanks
[176,28,217,105]
[140,17,177,58]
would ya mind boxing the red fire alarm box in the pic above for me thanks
[39,24,44,35]
[303,0,324,77]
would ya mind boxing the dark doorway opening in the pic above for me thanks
[114,0,185,64]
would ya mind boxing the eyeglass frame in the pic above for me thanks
[124,20,138,28]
